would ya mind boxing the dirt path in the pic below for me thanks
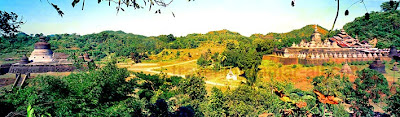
[127,60,229,87]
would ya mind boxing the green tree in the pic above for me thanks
[0,10,24,37]
[387,87,400,116]
[381,1,400,12]
[178,75,207,116]
[197,54,210,68]
[223,43,262,70]
[204,87,226,116]
[349,68,390,117]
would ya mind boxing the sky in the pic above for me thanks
[0,0,387,37]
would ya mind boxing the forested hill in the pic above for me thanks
[249,25,330,49]
[0,25,333,61]
[0,29,251,61]
[250,25,329,40]
[343,10,400,48]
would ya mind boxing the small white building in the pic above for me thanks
[29,38,54,63]
[226,69,237,80]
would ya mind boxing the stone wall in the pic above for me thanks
[0,64,11,75]
[263,55,299,65]
[263,55,392,65]
[9,64,75,74]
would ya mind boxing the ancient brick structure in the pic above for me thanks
[369,57,386,73]
[0,64,11,75]
[264,25,395,65]
[7,36,76,74]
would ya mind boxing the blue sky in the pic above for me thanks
[0,0,387,36]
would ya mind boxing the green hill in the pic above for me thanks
[251,25,329,40]
[344,10,400,48]
[249,25,330,49]
[0,25,337,62]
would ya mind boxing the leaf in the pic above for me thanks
[27,105,32,113]
[72,0,80,7]
[82,0,85,10]
[291,0,295,7]
[51,3,64,17]
[27,105,34,117]
[365,13,370,20]
[345,10,349,16]
[149,4,152,11]
[390,0,394,7]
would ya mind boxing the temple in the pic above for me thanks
[264,25,394,65]
[7,36,76,74]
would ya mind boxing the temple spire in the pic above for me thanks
[314,24,318,33]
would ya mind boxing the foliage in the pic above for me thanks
[344,8,400,48]
[178,75,207,116]
[224,85,277,116]
[349,68,390,116]
[387,87,400,116]
[46,0,194,17]
[196,50,226,71]
[250,25,329,48]
[222,43,262,70]
[1,61,140,116]
[197,54,210,68]
[0,10,24,37]
[311,70,351,116]
[381,1,400,12]
[203,87,226,117]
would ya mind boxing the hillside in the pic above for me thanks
[0,25,332,63]
[344,10,400,48]
[250,25,330,49]
[251,25,329,40]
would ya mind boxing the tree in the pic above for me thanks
[387,87,400,116]
[204,87,226,116]
[179,75,206,102]
[0,11,24,37]
[243,65,259,86]
[196,54,209,68]
[222,43,262,70]
[349,68,390,116]
[45,0,195,17]
[167,34,176,42]
[344,1,400,48]
[311,70,351,116]
[381,0,400,12]
[178,75,207,116]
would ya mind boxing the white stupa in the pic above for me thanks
[29,36,54,63]
[226,69,237,80]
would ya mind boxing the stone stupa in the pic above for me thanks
[391,62,399,71]
[369,57,386,73]
[340,62,352,74]
[29,36,53,62]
